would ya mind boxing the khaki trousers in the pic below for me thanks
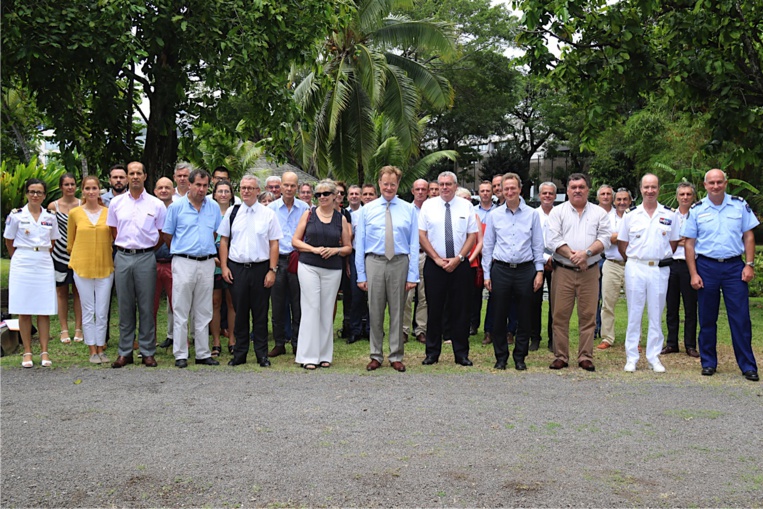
[600,260,625,345]
[551,263,600,363]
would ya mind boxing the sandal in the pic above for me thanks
[73,329,84,342]
[60,330,71,344]
[319,361,331,368]
[302,363,317,370]
[211,345,222,357]
[40,352,52,367]
[21,352,33,368]
[228,342,235,354]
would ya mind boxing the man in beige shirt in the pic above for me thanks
[545,173,611,372]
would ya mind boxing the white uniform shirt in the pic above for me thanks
[4,205,61,248]
[217,201,283,263]
[619,203,680,261]
[418,196,479,259]
[603,208,626,261]
[672,210,689,260]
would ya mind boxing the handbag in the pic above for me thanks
[474,264,484,288]
[287,207,313,274]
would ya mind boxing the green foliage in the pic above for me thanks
[296,0,456,184]
[479,143,527,183]
[655,160,759,208]
[1,83,43,166]
[1,157,67,217]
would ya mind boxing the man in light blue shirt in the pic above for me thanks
[355,166,419,372]
[482,173,545,370]
[163,169,221,368]
[682,168,759,381]
[267,171,308,357]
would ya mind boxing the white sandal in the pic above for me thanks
[73,329,84,342]
[40,352,52,367]
[60,330,71,344]
[21,352,33,368]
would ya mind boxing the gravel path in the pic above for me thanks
[2,368,762,507]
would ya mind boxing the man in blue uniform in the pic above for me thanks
[682,169,759,381]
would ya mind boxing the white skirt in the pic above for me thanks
[8,249,58,315]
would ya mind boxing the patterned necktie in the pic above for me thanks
[385,201,394,260]
[444,202,455,258]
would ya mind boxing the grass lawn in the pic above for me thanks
[2,284,762,378]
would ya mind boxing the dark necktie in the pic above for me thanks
[445,202,454,258]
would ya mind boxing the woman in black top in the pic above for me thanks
[292,179,352,369]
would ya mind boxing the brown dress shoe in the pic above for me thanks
[111,355,134,368]
[366,359,382,371]
[268,345,286,357]
[596,341,612,350]
[482,332,492,345]
[578,360,596,372]
[391,361,406,372]
[661,345,679,355]
[142,355,158,367]
[549,359,568,369]
[507,332,514,345]
[686,348,700,358]
[416,333,426,344]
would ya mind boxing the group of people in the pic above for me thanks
[4,164,759,381]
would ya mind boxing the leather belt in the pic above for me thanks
[493,260,533,269]
[555,261,597,272]
[628,258,661,266]
[279,253,290,259]
[156,259,172,264]
[698,254,741,263]
[175,253,215,261]
[229,259,268,269]
[116,247,153,255]
[605,259,625,266]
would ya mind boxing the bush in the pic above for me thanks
[1,157,67,217]
[750,247,763,298]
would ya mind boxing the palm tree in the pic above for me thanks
[294,0,456,184]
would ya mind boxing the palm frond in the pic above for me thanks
[294,71,324,117]
[384,53,453,110]
[372,17,457,61]
[380,64,419,154]
[369,136,404,174]
[354,44,387,108]
[326,60,355,141]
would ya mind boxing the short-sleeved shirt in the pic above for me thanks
[163,196,221,257]
[604,208,627,261]
[672,210,690,260]
[4,205,61,248]
[218,201,282,263]
[418,196,479,259]
[680,194,760,259]
[354,196,420,283]
[545,201,611,266]
[619,203,679,260]
[106,190,166,249]
[269,197,309,255]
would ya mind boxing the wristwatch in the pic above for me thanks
[746,261,755,267]
[270,266,278,273]
[585,249,593,257]
[458,254,465,263]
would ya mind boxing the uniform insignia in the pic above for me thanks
[40,220,53,227]
[663,205,675,212]
[731,195,743,201]
[690,200,703,209]
[625,206,637,213]
[745,203,752,213]
[659,217,672,226]
[662,231,666,236]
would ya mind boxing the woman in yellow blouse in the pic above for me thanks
[67,176,114,364]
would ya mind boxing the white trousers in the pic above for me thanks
[624,262,669,364]
[296,263,342,365]
[172,257,214,360]
[73,272,114,346]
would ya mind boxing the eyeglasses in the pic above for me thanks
[315,191,335,198]
[216,190,231,195]
[27,190,45,196]
[240,186,259,192]
[336,191,345,196]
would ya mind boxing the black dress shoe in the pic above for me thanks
[158,337,173,349]
[347,335,361,344]
[422,355,439,365]
[528,339,540,352]
[175,359,188,368]
[686,348,700,358]
[494,360,507,370]
[228,358,246,366]
[701,367,716,376]
[743,370,760,381]
[454,357,473,366]
[578,360,595,372]
[258,357,272,367]
[469,325,478,336]
[661,345,679,355]
[515,361,527,371]
[195,357,219,366]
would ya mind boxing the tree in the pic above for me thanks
[294,0,456,184]
[514,0,763,173]
[2,0,348,183]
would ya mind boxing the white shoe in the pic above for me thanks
[650,360,666,373]
[89,354,102,364]
[624,360,637,372]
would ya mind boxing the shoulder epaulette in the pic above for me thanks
[663,205,675,212]
[625,205,637,213]
[690,200,703,209]
[11,208,21,213]
[731,195,745,202]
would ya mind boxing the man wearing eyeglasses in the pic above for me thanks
[267,171,308,357]
[597,187,633,350]
[265,176,282,200]
[219,175,283,367]
[418,171,479,366]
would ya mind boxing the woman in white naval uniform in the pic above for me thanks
[3,179,61,368]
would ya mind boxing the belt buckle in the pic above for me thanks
[33,247,40,252]
[716,258,725,263]
[648,261,656,267]
[242,262,253,269]
[509,263,518,269]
